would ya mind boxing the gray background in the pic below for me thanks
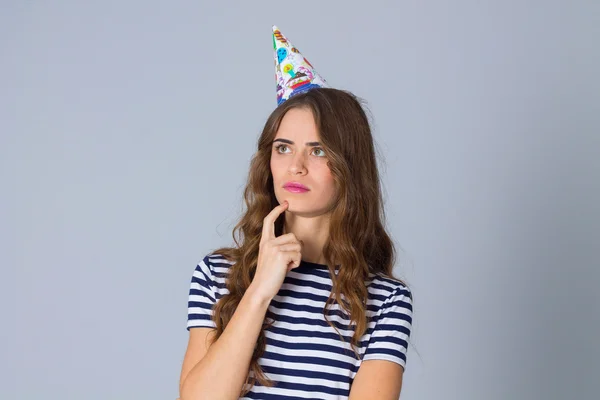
[3,1,599,399]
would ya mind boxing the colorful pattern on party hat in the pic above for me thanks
[273,25,328,105]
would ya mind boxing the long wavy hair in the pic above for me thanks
[208,87,412,396]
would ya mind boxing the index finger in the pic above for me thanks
[262,201,289,240]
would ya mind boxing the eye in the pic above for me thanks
[274,144,290,154]
[312,148,326,157]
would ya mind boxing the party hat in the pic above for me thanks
[272,25,328,105]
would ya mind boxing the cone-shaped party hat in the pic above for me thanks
[273,25,328,105]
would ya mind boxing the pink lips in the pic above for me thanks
[283,182,309,193]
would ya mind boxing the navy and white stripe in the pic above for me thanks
[187,253,413,399]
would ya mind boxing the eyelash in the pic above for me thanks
[274,144,326,157]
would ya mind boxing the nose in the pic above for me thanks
[288,151,307,175]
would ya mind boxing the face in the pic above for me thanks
[270,107,337,217]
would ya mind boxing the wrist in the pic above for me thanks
[246,284,272,308]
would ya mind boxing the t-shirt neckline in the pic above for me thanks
[298,259,340,270]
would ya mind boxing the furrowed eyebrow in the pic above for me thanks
[272,138,321,146]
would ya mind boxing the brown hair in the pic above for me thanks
[208,87,412,396]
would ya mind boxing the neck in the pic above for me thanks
[282,211,329,264]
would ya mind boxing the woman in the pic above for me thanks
[178,27,413,400]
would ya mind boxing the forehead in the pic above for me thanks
[274,107,319,140]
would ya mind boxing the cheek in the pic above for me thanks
[270,156,283,176]
[316,165,335,186]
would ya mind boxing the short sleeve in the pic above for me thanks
[362,286,413,370]
[186,256,218,330]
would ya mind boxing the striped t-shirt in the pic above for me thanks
[186,252,413,399]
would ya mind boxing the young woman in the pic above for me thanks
[178,87,414,400]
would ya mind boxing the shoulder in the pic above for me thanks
[367,271,413,302]
[191,252,234,298]
[201,252,235,275]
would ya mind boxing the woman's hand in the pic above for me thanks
[249,200,303,302]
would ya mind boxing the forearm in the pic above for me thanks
[180,285,271,400]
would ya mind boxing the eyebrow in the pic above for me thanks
[272,138,321,146]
